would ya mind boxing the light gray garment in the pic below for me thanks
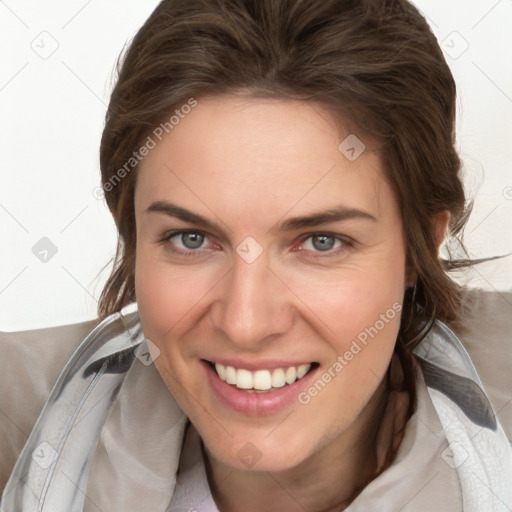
[1,288,511,511]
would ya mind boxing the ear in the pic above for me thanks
[433,210,451,251]
[404,210,451,289]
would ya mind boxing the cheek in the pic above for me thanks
[287,242,405,399]
[284,246,405,343]
[337,260,405,343]
[135,246,207,335]
[335,254,406,372]
[296,248,405,423]
[134,250,204,396]
[135,256,179,337]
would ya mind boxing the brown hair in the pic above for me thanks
[98,0,472,349]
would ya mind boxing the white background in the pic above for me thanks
[1,0,511,331]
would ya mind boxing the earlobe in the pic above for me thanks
[405,275,417,290]
[404,259,417,290]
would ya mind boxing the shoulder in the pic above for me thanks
[0,318,100,493]
[447,287,512,441]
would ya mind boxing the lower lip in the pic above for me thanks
[202,361,319,416]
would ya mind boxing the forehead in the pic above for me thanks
[134,96,394,225]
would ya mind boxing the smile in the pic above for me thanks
[202,358,320,414]
[212,362,314,392]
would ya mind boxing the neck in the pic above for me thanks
[204,375,393,512]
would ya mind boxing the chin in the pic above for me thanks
[202,427,319,474]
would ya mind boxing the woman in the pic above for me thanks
[1,0,511,510]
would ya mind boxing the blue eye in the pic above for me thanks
[166,231,208,251]
[312,234,336,251]
[179,232,205,249]
[302,234,343,252]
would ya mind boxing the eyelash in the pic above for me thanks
[295,232,354,259]
[160,230,354,259]
[160,230,215,257]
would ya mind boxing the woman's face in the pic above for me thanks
[134,96,407,472]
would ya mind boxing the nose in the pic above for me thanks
[210,255,293,350]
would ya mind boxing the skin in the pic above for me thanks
[133,96,447,511]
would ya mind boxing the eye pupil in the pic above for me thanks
[182,232,204,249]
[312,235,335,251]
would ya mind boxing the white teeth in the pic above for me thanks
[215,363,226,380]
[253,370,272,390]
[212,362,312,391]
[237,369,253,389]
[225,365,237,385]
[297,364,310,379]
[271,368,286,388]
[285,367,297,385]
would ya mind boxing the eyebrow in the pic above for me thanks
[146,201,224,231]
[145,200,377,232]
[277,207,377,231]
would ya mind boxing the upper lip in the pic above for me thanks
[202,358,316,371]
